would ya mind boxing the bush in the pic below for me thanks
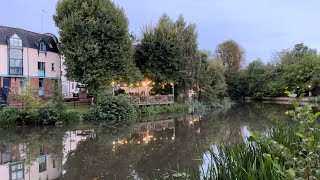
[37,103,61,125]
[136,103,189,116]
[61,111,81,124]
[0,108,20,128]
[84,92,137,127]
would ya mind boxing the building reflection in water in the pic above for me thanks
[0,129,95,180]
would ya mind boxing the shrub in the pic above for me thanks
[37,103,61,125]
[84,92,137,127]
[61,111,81,124]
[136,103,189,116]
[0,108,20,128]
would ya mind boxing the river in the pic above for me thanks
[0,103,290,180]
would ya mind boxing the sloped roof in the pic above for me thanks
[0,25,60,53]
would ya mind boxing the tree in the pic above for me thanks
[54,0,140,93]
[215,40,245,98]
[134,14,199,98]
[215,40,245,73]
[281,54,320,94]
[198,58,227,102]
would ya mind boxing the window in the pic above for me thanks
[10,34,22,48]
[52,159,56,168]
[9,35,23,75]
[38,62,45,77]
[38,62,45,71]
[10,163,24,180]
[39,41,47,52]
[51,63,54,71]
[71,83,74,90]
[38,156,47,173]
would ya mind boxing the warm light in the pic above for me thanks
[172,136,175,140]
[154,138,156,140]
[137,83,140,86]
[125,141,128,144]
[124,84,127,87]
[308,85,312,88]
[112,141,115,145]
[137,141,140,144]
[152,82,155,85]
[111,81,115,85]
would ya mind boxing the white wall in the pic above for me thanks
[24,48,61,78]
[0,165,10,180]
[0,45,8,75]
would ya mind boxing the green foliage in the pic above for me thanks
[61,111,81,124]
[54,0,141,92]
[0,108,20,128]
[1,82,81,128]
[215,40,245,99]
[37,102,62,125]
[136,103,188,116]
[232,43,320,98]
[135,14,200,97]
[198,59,228,102]
[84,92,137,128]
[247,92,320,179]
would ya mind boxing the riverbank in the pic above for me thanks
[240,96,318,105]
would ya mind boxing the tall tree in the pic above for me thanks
[215,40,245,72]
[135,14,199,98]
[54,0,140,92]
[215,40,245,98]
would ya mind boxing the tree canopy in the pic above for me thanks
[54,0,140,92]
[134,14,198,85]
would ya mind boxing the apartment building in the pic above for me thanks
[0,26,61,97]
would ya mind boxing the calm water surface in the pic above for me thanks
[0,103,289,180]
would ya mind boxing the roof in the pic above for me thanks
[0,26,60,53]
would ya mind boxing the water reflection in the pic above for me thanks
[0,103,289,180]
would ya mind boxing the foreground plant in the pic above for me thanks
[249,92,320,179]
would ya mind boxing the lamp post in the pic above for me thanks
[308,85,312,97]
[111,81,115,96]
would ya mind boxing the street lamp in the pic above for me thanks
[308,85,312,97]
[111,81,115,96]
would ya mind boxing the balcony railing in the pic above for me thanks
[129,95,174,105]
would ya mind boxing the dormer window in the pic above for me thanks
[10,34,22,48]
[39,41,47,52]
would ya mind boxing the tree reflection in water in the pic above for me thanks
[0,103,289,180]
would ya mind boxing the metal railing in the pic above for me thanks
[129,95,174,105]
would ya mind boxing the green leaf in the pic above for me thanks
[315,112,320,119]
[288,168,295,177]
[295,132,304,138]
[250,131,259,140]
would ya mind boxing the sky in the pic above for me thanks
[1,0,320,63]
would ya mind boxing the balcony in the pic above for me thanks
[129,95,174,105]
[38,70,45,77]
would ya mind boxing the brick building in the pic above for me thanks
[0,26,61,98]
